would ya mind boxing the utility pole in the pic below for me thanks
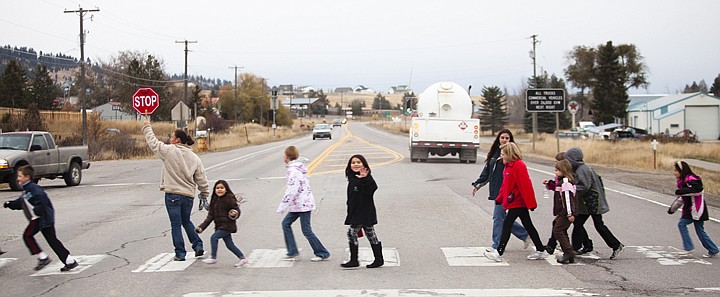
[175,40,196,129]
[65,6,99,146]
[530,34,539,151]
[228,66,243,122]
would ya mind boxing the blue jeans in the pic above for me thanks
[678,218,719,254]
[165,193,203,259]
[492,204,528,249]
[281,211,330,258]
[210,229,245,259]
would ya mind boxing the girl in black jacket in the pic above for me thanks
[341,154,383,268]
[196,180,249,267]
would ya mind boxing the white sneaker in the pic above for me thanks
[484,250,502,262]
[202,258,217,264]
[235,258,249,267]
[523,238,531,249]
[485,247,496,253]
[702,253,718,258]
[310,256,329,262]
[527,250,549,260]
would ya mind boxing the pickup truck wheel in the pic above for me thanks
[8,168,22,191]
[64,162,82,186]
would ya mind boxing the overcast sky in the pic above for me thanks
[2,0,719,96]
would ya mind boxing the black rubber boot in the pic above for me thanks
[341,242,359,268]
[366,242,384,268]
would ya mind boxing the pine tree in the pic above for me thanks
[0,60,29,108]
[31,64,62,109]
[591,41,628,125]
[478,86,507,135]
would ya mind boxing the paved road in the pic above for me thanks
[0,122,718,297]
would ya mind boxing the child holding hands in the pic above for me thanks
[196,180,249,267]
[544,159,578,264]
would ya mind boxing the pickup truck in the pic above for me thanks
[0,131,90,190]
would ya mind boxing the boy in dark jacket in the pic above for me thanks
[3,165,78,271]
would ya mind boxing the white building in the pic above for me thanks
[92,101,136,121]
[626,92,720,141]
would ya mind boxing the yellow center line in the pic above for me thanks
[307,125,405,176]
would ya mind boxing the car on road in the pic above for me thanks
[312,124,332,140]
[332,118,342,127]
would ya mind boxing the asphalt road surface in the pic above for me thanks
[1,122,718,297]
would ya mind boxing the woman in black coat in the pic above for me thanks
[341,154,383,268]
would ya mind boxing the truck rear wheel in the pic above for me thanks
[8,168,22,191]
[64,162,82,186]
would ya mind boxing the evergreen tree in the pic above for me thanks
[372,93,391,110]
[591,41,628,125]
[478,86,507,135]
[711,74,720,97]
[0,60,29,108]
[31,64,62,109]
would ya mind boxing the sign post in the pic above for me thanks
[132,88,160,116]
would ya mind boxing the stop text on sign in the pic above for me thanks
[526,88,565,112]
[132,87,160,114]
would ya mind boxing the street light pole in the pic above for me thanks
[65,6,99,146]
[271,86,278,136]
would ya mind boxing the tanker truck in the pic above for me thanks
[409,81,480,163]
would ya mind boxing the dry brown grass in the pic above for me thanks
[44,118,305,160]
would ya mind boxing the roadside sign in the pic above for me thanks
[526,89,565,112]
[568,100,580,115]
[132,88,160,115]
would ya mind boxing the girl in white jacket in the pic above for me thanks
[277,146,330,261]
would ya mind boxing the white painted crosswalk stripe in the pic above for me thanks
[133,253,198,272]
[245,249,296,268]
[0,257,18,269]
[633,245,712,266]
[32,254,106,276]
[441,247,509,266]
[182,288,598,296]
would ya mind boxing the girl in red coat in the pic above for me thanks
[484,142,547,262]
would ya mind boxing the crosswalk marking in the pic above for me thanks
[182,288,598,296]
[133,253,199,272]
[32,255,106,276]
[0,257,18,269]
[356,246,399,266]
[633,245,712,266]
[441,247,509,266]
[246,249,296,268]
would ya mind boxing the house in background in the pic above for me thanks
[92,101,135,121]
[334,87,353,94]
[626,92,720,141]
[354,85,374,94]
[387,85,412,94]
[282,97,321,118]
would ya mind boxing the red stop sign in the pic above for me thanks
[132,88,160,114]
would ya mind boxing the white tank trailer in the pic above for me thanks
[409,81,480,163]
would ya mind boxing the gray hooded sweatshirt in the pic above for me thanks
[565,147,609,215]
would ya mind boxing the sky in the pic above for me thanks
[2,0,719,96]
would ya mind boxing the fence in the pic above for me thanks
[0,107,97,122]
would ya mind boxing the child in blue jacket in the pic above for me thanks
[3,165,78,271]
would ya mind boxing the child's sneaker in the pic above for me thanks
[310,256,329,262]
[235,258,249,267]
[35,258,52,270]
[527,250,549,260]
[60,261,78,272]
[484,249,502,262]
[702,252,718,258]
[202,258,217,264]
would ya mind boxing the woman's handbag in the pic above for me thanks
[668,196,683,214]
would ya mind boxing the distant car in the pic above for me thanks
[312,124,332,140]
[332,118,342,127]
[610,130,637,141]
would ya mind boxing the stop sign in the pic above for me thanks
[132,88,160,115]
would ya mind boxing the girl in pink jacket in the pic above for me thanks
[277,146,330,261]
